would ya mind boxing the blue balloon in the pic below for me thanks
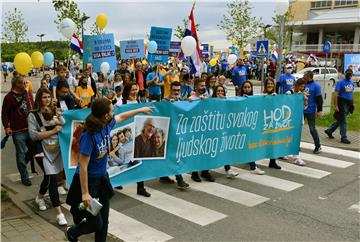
[148,41,158,54]
[44,52,54,66]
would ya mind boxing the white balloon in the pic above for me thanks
[227,54,237,65]
[100,62,110,75]
[181,36,197,56]
[59,18,76,40]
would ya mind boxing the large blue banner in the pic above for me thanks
[120,39,145,60]
[59,95,303,187]
[344,54,360,75]
[147,26,172,65]
[83,33,117,73]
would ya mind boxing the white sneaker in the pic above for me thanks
[226,169,239,178]
[35,195,47,211]
[56,213,67,226]
[294,158,306,166]
[279,156,290,160]
[57,186,67,195]
[251,167,265,175]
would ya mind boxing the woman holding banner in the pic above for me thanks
[65,97,152,242]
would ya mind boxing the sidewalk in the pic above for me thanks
[301,125,360,151]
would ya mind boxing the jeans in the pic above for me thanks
[12,131,30,181]
[327,102,349,140]
[304,113,321,148]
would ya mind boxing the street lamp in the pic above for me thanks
[81,15,90,70]
[275,0,289,81]
[37,34,45,74]
[263,24,272,39]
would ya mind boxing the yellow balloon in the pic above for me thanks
[14,52,32,75]
[31,51,44,68]
[96,13,108,30]
[232,39,237,45]
[209,58,217,67]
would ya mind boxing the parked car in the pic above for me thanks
[293,67,339,86]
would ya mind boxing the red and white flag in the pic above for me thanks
[70,34,83,55]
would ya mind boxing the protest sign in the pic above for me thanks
[169,41,181,57]
[59,95,303,187]
[201,44,209,59]
[147,26,172,65]
[120,39,145,60]
[83,33,117,73]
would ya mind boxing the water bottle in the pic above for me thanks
[78,198,99,210]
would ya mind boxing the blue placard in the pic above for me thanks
[148,26,172,65]
[83,33,117,73]
[344,54,360,75]
[201,44,209,58]
[323,41,331,54]
[59,95,303,187]
[169,41,181,57]
[256,40,269,56]
[120,39,145,60]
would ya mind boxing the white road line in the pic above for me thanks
[183,174,269,207]
[301,142,360,160]
[300,152,354,168]
[62,204,173,242]
[214,167,303,192]
[117,184,227,226]
[348,201,360,214]
[256,160,331,179]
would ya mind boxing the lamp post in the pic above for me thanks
[37,34,45,74]
[81,15,90,70]
[275,0,289,81]
[260,24,272,92]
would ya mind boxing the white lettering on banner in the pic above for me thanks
[263,105,292,131]
[176,135,219,162]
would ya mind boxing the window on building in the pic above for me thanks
[335,0,358,6]
[311,0,332,9]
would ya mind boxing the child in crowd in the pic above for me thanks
[75,76,95,108]
[49,65,67,103]
[115,86,123,107]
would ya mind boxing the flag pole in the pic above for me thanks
[191,1,196,12]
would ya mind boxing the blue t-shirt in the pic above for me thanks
[278,73,296,94]
[304,80,322,114]
[221,61,228,72]
[231,65,247,86]
[76,118,116,177]
[146,72,163,95]
[335,78,354,101]
[181,85,193,99]
[2,63,7,72]
[49,76,68,91]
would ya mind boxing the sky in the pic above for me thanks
[1,0,277,50]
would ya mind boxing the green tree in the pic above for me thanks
[218,0,263,49]
[89,22,102,35]
[52,0,87,37]
[174,18,200,40]
[2,8,29,43]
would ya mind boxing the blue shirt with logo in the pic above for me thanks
[278,73,296,94]
[49,76,68,91]
[146,72,163,95]
[231,65,248,86]
[76,118,116,177]
[335,78,354,101]
[304,80,322,114]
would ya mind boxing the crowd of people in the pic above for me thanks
[1,56,355,242]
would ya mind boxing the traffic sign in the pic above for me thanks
[256,40,269,56]
[323,41,331,54]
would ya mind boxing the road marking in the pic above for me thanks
[348,201,360,213]
[117,184,227,226]
[62,204,173,242]
[183,174,269,207]
[301,142,360,160]
[256,160,331,179]
[300,152,354,168]
[214,167,303,192]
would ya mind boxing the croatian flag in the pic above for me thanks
[70,34,83,55]
[271,47,278,62]
[309,53,318,62]
[184,4,202,75]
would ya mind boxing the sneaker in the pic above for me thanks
[35,195,47,211]
[58,186,67,195]
[137,188,151,197]
[341,139,351,144]
[200,172,215,182]
[159,177,175,184]
[250,167,265,175]
[191,172,202,182]
[115,185,123,190]
[56,213,67,226]
[22,179,32,186]
[177,180,190,190]
[279,156,289,160]
[294,158,306,166]
[313,146,321,154]
[269,162,282,169]
[324,129,334,139]
[226,169,239,178]
[65,226,78,242]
